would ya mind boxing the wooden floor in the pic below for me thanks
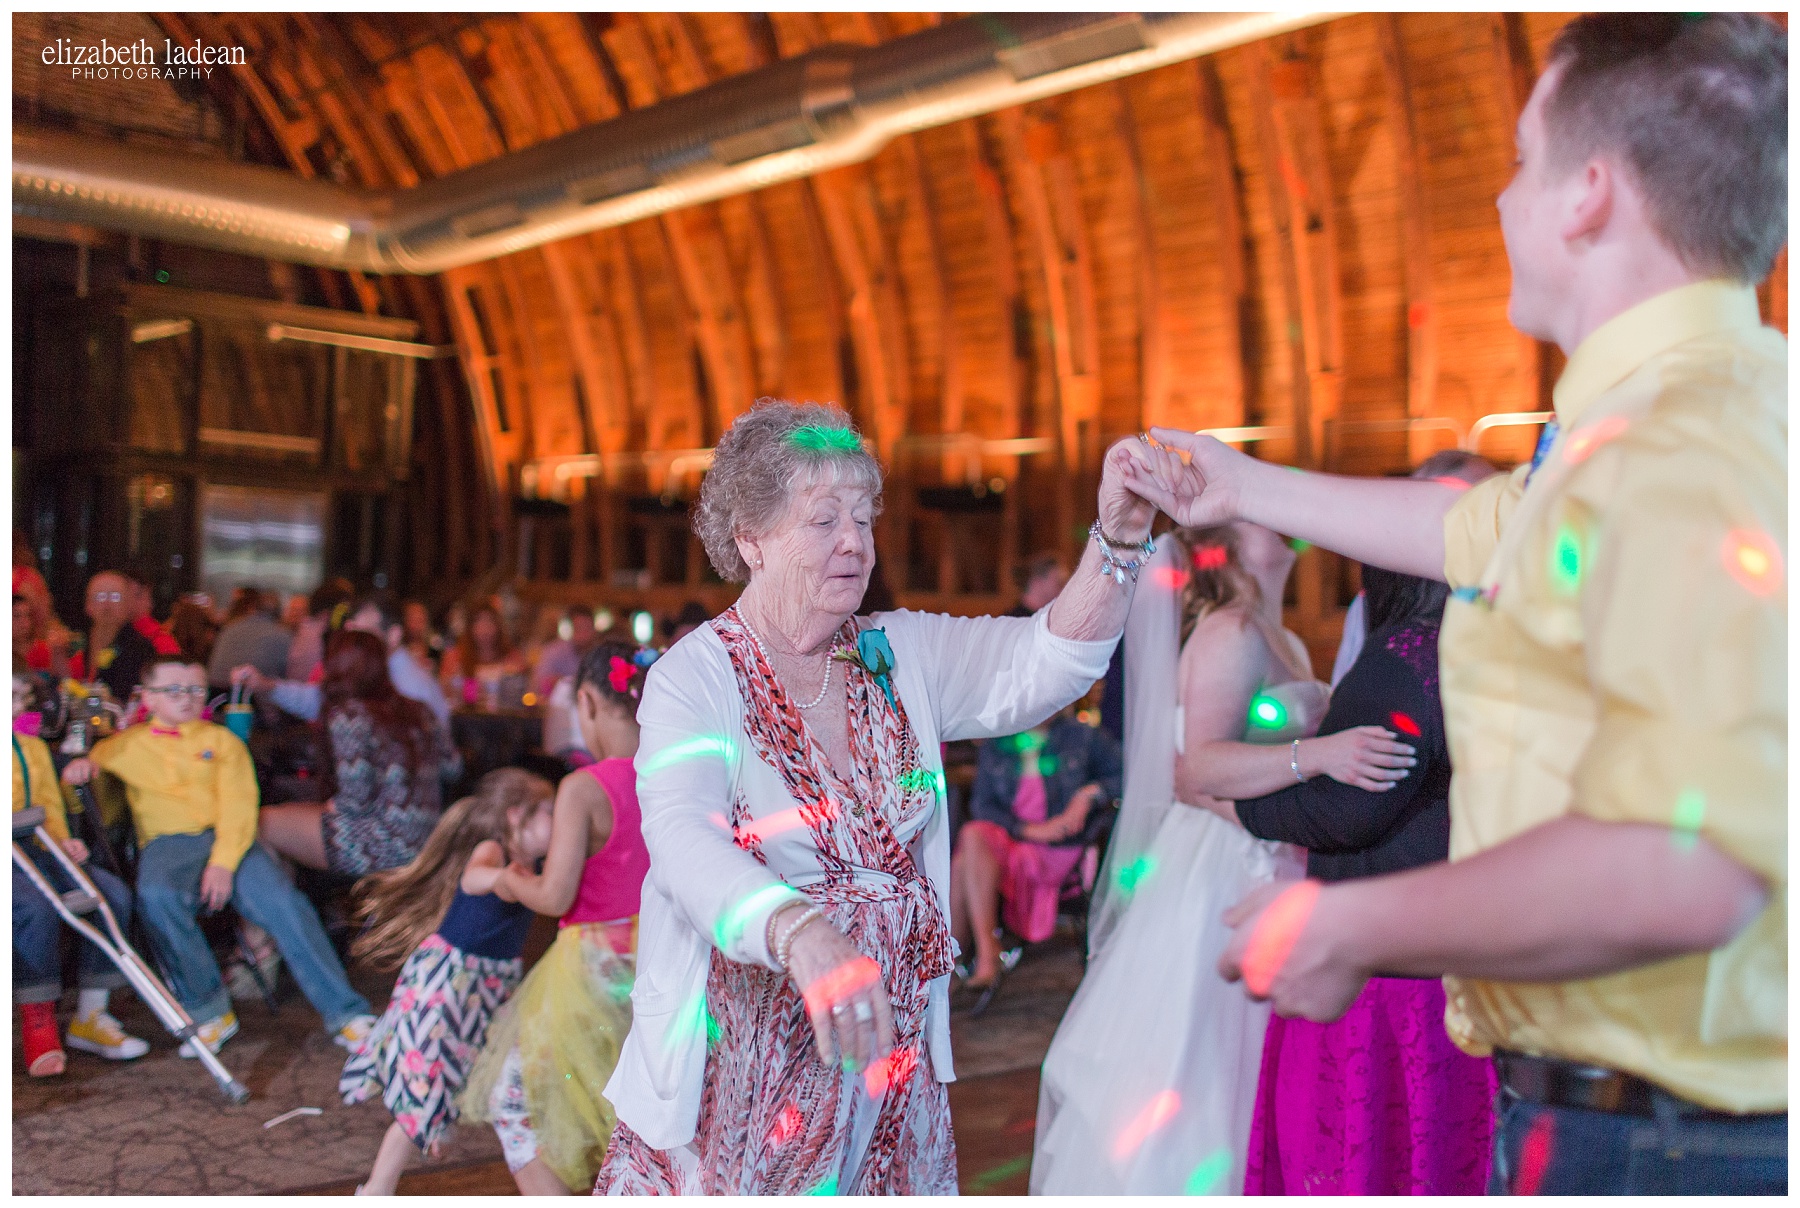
[292,1067,1043,1196]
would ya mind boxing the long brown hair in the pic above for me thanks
[319,629,433,790]
[350,768,554,969]
[1170,525,1263,647]
[455,602,512,674]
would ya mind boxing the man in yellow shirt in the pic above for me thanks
[1122,14,1785,1196]
[63,657,374,1057]
[12,672,149,1074]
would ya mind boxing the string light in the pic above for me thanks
[1388,711,1421,738]
[631,609,655,645]
[1671,789,1706,852]
[1549,524,1583,593]
[1561,414,1629,465]
[1115,854,1156,894]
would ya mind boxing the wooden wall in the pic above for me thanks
[139,12,1786,658]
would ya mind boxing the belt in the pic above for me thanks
[1494,1049,1772,1121]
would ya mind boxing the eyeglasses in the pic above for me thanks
[90,591,123,604]
[144,685,208,699]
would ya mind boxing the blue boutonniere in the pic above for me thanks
[835,627,897,707]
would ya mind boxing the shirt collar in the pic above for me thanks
[1552,280,1763,428]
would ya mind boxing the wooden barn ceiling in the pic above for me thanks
[18,12,1789,616]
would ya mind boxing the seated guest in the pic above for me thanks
[532,605,597,697]
[950,705,1121,998]
[70,569,181,702]
[287,578,357,683]
[440,602,527,705]
[13,564,72,677]
[62,656,375,1057]
[166,597,219,669]
[234,593,451,731]
[208,589,292,689]
[255,631,458,878]
[1230,564,1495,1194]
[401,599,442,672]
[13,673,149,1076]
[1007,552,1070,618]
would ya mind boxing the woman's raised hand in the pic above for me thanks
[780,908,895,1076]
[1302,726,1416,792]
[1098,438,1162,543]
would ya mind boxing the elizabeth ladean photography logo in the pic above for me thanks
[42,37,246,80]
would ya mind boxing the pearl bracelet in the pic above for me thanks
[771,904,825,972]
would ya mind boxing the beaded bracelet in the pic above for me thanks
[1290,738,1305,783]
[771,905,825,972]
[1089,520,1157,586]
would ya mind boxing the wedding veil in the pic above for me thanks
[1088,538,1183,958]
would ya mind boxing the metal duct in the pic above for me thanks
[14,11,1333,274]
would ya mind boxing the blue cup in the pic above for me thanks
[222,704,253,744]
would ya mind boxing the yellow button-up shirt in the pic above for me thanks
[12,732,72,843]
[88,720,260,872]
[1438,280,1786,1113]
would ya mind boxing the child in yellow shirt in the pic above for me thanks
[63,656,375,1055]
[12,671,148,1075]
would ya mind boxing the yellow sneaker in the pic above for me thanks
[334,1013,377,1052]
[66,1011,150,1060]
[178,1011,239,1058]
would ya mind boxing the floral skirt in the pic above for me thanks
[1244,975,1497,1195]
[458,920,637,1191]
[594,887,957,1195]
[339,934,523,1154]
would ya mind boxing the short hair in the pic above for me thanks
[575,638,648,711]
[1543,13,1786,282]
[309,577,357,621]
[694,400,884,583]
[141,654,203,685]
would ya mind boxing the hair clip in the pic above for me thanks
[632,647,659,669]
[607,656,635,696]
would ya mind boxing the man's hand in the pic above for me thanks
[61,757,96,787]
[200,865,234,911]
[1116,429,1244,530]
[230,666,274,695]
[1219,879,1369,1022]
[60,837,90,864]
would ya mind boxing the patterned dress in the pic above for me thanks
[321,700,457,877]
[596,608,958,1195]
[340,890,534,1154]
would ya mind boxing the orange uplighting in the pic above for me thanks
[1723,529,1783,596]
[1112,1090,1181,1161]
[1242,879,1323,998]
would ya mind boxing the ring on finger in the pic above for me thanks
[853,1002,873,1023]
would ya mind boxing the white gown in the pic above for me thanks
[1032,675,1327,1195]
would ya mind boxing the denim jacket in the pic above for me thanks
[969,716,1123,846]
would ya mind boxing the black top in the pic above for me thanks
[436,887,535,960]
[1235,620,1451,883]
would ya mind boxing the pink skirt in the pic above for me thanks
[1244,975,1495,1195]
[963,820,1085,945]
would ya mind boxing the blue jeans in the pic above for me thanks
[135,832,370,1033]
[13,845,133,1003]
[1490,1087,1787,1195]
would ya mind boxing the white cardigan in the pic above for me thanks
[603,606,1117,1150]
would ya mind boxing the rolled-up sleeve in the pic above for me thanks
[634,650,804,970]
[1443,466,1527,589]
[910,608,1117,743]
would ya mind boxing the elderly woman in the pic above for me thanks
[596,401,1155,1195]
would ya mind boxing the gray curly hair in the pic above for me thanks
[695,400,884,583]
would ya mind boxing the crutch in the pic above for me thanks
[11,806,250,1103]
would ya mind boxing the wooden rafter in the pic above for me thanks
[1377,15,1440,463]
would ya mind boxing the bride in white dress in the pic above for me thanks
[1033,523,1416,1195]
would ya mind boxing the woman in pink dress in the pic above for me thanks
[593,401,1155,1195]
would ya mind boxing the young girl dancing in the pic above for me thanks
[460,641,651,1194]
[339,768,556,1195]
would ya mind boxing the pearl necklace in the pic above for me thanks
[740,612,834,710]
